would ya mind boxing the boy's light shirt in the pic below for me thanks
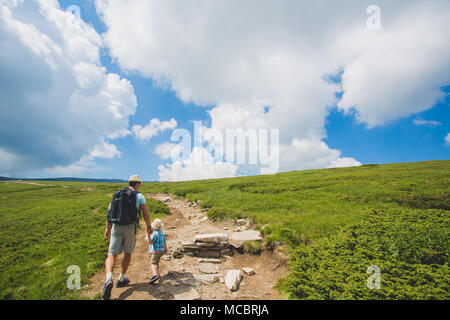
[149,229,166,253]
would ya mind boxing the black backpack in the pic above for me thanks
[107,188,139,225]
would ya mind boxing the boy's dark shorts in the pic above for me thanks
[151,252,164,265]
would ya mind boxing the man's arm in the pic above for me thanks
[140,204,153,238]
[104,202,112,239]
[140,203,152,228]
[104,220,112,239]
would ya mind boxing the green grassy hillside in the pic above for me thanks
[0,160,448,299]
[144,160,449,299]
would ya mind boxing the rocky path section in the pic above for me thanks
[83,193,287,300]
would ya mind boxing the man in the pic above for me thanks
[102,175,153,300]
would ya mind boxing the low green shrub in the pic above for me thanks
[200,199,215,209]
[207,208,228,221]
[285,209,449,299]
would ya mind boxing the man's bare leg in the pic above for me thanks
[105,255,116,276]
[120,253,132,274]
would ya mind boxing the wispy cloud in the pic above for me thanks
[413,118,442,126]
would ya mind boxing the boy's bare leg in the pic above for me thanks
[151,264,159,276]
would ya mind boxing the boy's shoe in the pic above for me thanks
[149,275,160,285]
[102,278,113,300]
[116,277,130,288]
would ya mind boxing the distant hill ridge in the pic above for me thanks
[0,177,155,183]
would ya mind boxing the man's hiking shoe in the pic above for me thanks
[102,278,113,300]
[149,275,160,285]
[116,277,130,288]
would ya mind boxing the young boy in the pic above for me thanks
[148,218,167,284]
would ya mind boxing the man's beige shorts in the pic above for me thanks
[108,223,136,256]
[150,252,164,265]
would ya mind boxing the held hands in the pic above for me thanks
[147,226,153,244]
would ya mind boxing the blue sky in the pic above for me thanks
[0,1,448,181]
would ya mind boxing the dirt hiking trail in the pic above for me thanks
[84,194,288,300]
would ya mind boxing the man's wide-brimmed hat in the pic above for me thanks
[128,175,143,183]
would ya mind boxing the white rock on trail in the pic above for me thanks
[228,230,262,248]
[225,270,243,291]
[195,233,228,243]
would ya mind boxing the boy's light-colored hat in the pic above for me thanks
[128,175,143,183]
[152,218,163,229]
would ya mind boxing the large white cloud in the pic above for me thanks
[95,0,449,180]
[337,2,450,128]
[0,0,137,176]
[158,147,238,182]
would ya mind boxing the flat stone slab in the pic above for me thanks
[196,250,221,258]
[199,263,219,274]
[193,274,220,283]
[196,242,217,248]
[195,233,228,243]
[197,258,221,264]
[228,230,262,248]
